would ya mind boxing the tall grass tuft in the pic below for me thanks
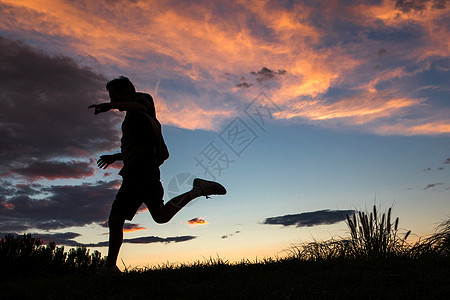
[288,239,349,261]
[410,218,450,259]
[288,205,412,261]
[345,205,411,259]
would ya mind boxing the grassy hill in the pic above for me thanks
[2,256,450,299]
[2,206,450,299]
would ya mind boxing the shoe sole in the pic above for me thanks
[193,178,227,196]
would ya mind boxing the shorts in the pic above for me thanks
[111,175,164,220]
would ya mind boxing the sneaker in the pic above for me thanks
[97,265,121,275]
[193,178,227,198]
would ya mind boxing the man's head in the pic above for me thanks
[106,76,136,102]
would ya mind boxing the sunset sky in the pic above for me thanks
[1,0,450,268]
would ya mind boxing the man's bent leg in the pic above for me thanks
[105,212,126,267]
[149,178,226,224]
[150,189,200,224]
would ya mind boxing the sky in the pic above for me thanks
[1,0,449,268]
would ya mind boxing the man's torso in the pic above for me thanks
[119,93,159,177]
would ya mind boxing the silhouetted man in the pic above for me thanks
[89,76,226,273]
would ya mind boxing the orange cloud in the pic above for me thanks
[123,226,146,233]
[156,96,234,131]
[102,223,147,235]
[376,120,450,136]
[276,91,424,124]
[0,0,350,90]
[351,0,450,60]
[359,67,410,93]
[2,202,14,210]
[352,0,449,25]
[2,0,448,135]
[2,1,348,114]
[182,217,209,227]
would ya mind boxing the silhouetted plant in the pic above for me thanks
[0,234,105,278]
[289,239,350,261]
[345,205,411,259]
[288,205,412,261]
[2,208,449,280]
[410,218,450,259]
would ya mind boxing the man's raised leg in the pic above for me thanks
[149,178,226,224]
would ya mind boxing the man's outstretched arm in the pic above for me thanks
[97,153,122,169]
[88,102,146,115]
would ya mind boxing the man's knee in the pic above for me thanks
[152,214,169,224]
[149,208,170,224]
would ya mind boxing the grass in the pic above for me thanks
[2,205,450,299]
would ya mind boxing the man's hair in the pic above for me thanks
[106,76,136,95]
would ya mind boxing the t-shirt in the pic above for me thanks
[119,93,164,178]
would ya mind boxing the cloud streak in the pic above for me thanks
[424,183,445,190]
[221,230,240,239]
[84,235,197,247]
[0,232,196,247]
[9,160,95,180]
[263,209,356,228]
[99,221,147,234]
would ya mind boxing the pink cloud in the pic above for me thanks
[182,217,209,227]
[276,91,424,124]
[1,0,448,136]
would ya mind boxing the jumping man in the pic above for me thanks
[89,76,226,272]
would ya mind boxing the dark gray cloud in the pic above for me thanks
[378,48,388,56]
[236,82,253,89]
[395,0,447,13]
[1,232,196,247]
[0,37,126,234]
[0,36,121,176]
[235,76,253,89]
[84,235,197,247]
[424,183,445,189]
[8,160,95,180]
[250,67,287,83]
[422,157,450,172]
[221,230,240,239]
[98,221,146,232]
[263,209,355,228]
[0,180,120,231]
[126,235,196,244]
[36,232,82,246]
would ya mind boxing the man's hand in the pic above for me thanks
[88,103,112,115]
[97,154,119,169]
